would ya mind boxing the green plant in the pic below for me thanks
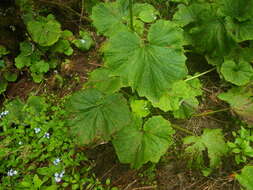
[66,88,132,144]
[15,1,97,83]
[65,0,219,171]
[227,127,253,164]
[0,45,17,94]
[72,30,94,51]
[183,128,228,176]
[0,95,115,189]
[218,87,253,123]
[13,12,75,83]
[3,0,253,188]
[173,0,253,86]
[27,14,62,47]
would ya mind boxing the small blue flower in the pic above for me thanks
[54,170,65,183]
[7,169,17,176]
[59,171,65,178]
[43,132,50,139]
[53,158,61,165]
[0,110,9,118]
[34,128,41,134]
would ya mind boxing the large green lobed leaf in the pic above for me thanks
[219,0,253,22]
[221,60,253,86]
[91,0,129,37]
[152,77,202,112]
[91,0,158,37]
[66,88,131,144]
[225,17,253,42]
[112,116,175,168]
[173,3,236,56]
[103,20,187,102]
[85,68,123,94]
[27,15,61,46]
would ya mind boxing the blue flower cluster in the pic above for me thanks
[0,110,9,118]
[54,171,65,183]
[53,158,61,165]
[7,169,17,176]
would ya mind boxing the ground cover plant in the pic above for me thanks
[1,0,253,189]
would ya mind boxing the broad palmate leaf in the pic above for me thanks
[152,77,202,112]
[219,0,253,22]
[225,17,253,42]
[130,99,150,118]
[66,88,131,144]
[236,165,253,190]
[173,3,235,56]
[112,116,175,168]
[221,60,253,86]
[91,0,128,36]
[184,129,228,170]
[27,15,61,46]
[86,68,123,94]
[103,20,187,102]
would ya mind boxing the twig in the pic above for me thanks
[79,0,85,28]
[87,62,102,67]
[100,165,117,181]
[132,185,157,190]
[124,180,137,190]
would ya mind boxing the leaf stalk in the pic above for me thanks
[192,108,230,117]
[184,67,216,82]
[172,124,195,136]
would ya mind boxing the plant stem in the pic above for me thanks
[129,0,134,31]
[184,67,216,82]
[192,108,230,117]
[79,0,85,27]
[172,124,195,136]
